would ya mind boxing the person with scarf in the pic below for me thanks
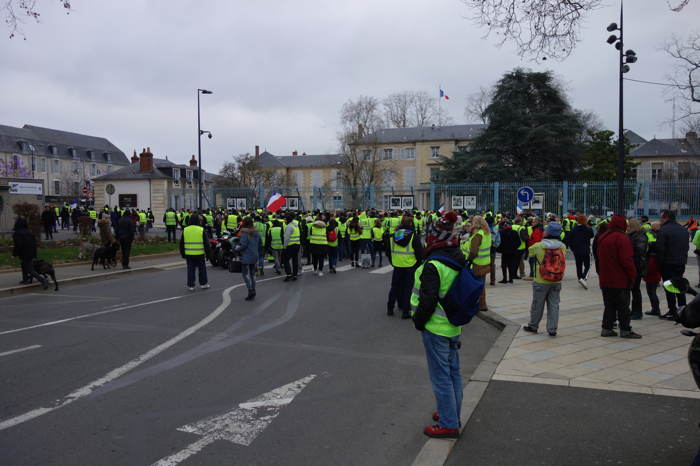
[411,211,465,439]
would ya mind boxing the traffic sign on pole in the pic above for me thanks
[517,186,534,203]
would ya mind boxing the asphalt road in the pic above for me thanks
[0,260,498,466]
[448,380,700,466]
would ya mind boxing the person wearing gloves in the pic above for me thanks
[410,211,465,439]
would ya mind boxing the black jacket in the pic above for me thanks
[117,216,136,242]
[412,245,466,331]
[12,222,37,261]
[568,224,594,256]
[496,228,519,255]
[628,231,648,277]
[657,221,689,266]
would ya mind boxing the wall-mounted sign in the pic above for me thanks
[285,197,299,211]
[450,195,477,210]
[401,196,414,210]
[451,195,464,210]
[119,194,137,208]
[9,181,43,195]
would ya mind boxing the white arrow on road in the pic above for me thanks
[152,374,316,466]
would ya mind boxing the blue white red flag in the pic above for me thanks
[267,192,286,212]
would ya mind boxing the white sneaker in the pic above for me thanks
[318,271,323,277]
[578,278,588,290]
[188,286,195,292]
[200,284,210,289]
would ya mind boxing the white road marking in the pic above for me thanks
[370,265,394,274]
[0,277,282,431]
[0,345,42,358]
[152,375,316,466]
[0,296,186,336]
[334,265,353,272]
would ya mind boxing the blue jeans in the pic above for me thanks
[242,263,256,291]
[327,246,338,268]
[186,255,208,287]
[421,330,463,429]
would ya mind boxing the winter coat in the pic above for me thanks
[644,255,661,284]
[595,218,636,289]
[412,245,466,331]
[238,228,262,265]
[656,221,689,266]
[568,224,594,256]
[526,225,544,248]
[12,222,37,261]
[496,227,520,255]
[117,216,136,242]
[528,238,566,284]
[628,231,648,278]
[41,209,55,226]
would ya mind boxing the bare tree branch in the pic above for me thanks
[3,0,71,39]
[665,33,700,119]
[464,87,492,124]
[668,0,691,12]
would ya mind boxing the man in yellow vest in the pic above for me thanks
[388,216,423,318]
[283,213,301,281]
[163,208,178,243]
[268,219,285,274]
[410,210,464,439]
[179,213,211,291]
[309,216,328,276]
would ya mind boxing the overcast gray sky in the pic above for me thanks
[1,0,698,173]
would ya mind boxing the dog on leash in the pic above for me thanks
[31,259,59,291]
[92,242,120,271]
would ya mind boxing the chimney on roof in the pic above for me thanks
[139,147,154,173]
[302,152,307,156]
[255,145,260,157]
[189,155,197,167]
[687,131,698,144]
[131,150,139,164]
[292,150,298,156]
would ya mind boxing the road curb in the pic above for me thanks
[0,251,179,273]
[0,261,182,298]
[410,311,520,466]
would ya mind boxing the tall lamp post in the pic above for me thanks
[197,88,213,211]
[606,1,637,215]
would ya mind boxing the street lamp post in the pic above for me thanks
[606,1,637,215]
[197,88,213,211]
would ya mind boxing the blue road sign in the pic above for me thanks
[517,186,534,203]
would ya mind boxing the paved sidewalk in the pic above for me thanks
[487,254,700,398]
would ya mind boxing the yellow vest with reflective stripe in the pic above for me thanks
[309,225,328,245]
[390,235,417,268]
[89,209,97,220]
[226,214,238,230]
[349,226,361,241]
[410,260,461,337]
[512,225,526,251]
[372,227,384,241]
[138,212,146,223]
[288,222,300,246]
[183,225,205,255]
[270,226,284,250]
[472,229,492,266]
[165,211,177,226]
[338,220,347,235]
[359,217,372,239]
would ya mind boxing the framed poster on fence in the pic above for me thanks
[236,198,247,211]
[401,196,414,210]
[390,196,402,209]
[464,195,477,210]
[451,196,464,210]
[286,197,299,211]
[226,198,235,209]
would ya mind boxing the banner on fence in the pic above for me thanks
[285,197,300,211]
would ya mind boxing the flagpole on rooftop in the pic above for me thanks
[437,85,442,126]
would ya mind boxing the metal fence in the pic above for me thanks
[212,179,700,218]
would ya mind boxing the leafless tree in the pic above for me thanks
[665,33,700,119]
[383,92,412,128]
[463,0,692,60]
[411,91,439,127]
[3,0,71,39]
[680,115,700,134]
[464,87,492,124]
[219,153,281,188]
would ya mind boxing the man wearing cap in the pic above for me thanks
[523,222,566,336]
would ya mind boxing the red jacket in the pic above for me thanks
[527,226,544,247]
[596,217,636,289]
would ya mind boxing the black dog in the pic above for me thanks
[31,259,59,291]
[92,242,120,271]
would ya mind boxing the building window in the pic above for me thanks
[430,167,440,182]
[383,194,392,210]
[335,170,343,188]
[312,170,321,186]
[104,152,111,163]
[49,145,57,155]
[631,166,638,181]
[70,148,77,159]
[383,148,393,160]
[401,147,415,160]
[293,172,301,187]
[173,167,181,180]
[52,159,61,173]
[107,165,112,173]
[332,195,343,209]
[88,151,95,161]
[430,146,440,158]
[678,161,691,179]
[651,162,663,181]
[53,180,61,195]
[363,150,372,161]
[186,169,193,182]
[36,157,46,173]
[90,163,97,176]
[403,167,416,187]
[73,181,80,195]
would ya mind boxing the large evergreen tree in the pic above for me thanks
[578,130,638,180]
[441,68,587,182]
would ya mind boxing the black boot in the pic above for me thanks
[245,290,256,301]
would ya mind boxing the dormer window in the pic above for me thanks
[69,148,78,159]
[186,169,193,182]
[49,145,58,155]
[104,152,111,163]
[88,150,95,161]
[173,167,181,180]
[17,140,27,153]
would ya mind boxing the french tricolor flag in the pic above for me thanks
[439,89,449,100]
[267,192,287,212]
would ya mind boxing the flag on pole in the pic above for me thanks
[439,89,449,100]
[266,192,286,212]
[438,205,446,214]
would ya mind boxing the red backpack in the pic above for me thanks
[539,248,566,282]
[327,229,337,243]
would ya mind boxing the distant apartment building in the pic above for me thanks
[629,131,700,181]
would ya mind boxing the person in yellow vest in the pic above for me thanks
[163,208,178,243]
[512,217,528,279]
[337,215,348,262]
[371,218,385,267]
[309,216,328,276]
[347,215,363,267]
[465,215,492,312]
[410,210,464,439]
[267,219,285,275]
[88,207,97,232]
[387,216,424,318]
[359,212,372,256]
[283,213,301,281]
[326,218,339,273]
[179,213,211,291]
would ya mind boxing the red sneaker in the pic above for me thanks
[423,424,459,438]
